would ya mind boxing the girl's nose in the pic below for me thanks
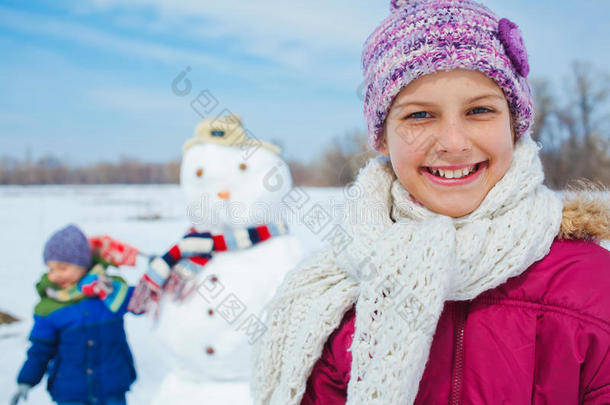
[435,118,471,155]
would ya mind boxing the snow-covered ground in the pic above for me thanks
[0,184,344,405]
[0,185,607,404]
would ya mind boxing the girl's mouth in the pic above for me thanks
[420,161,488,185]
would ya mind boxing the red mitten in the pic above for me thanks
[127,274,162,315]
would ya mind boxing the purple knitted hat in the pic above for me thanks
[43,224,92,269]
[363,0,533,150]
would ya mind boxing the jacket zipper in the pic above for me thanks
[449,301,470,405]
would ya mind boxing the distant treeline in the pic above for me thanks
[0,156,181,185]
[1,61,608,189]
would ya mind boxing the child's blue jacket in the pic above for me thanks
[17,274,136,403]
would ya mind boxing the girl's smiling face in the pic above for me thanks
[380,69,515,218]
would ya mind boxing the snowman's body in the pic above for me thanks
[151,116,302,404]
[152,236,301,404]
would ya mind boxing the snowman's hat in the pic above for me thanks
[182,114,281,156]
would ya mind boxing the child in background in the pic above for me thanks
[251,0,610,404]
[11,224,136,405]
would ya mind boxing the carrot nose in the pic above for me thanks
[217,190,231,200]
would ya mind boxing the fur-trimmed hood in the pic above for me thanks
[560,192,610,241]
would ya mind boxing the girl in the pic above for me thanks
[251,0,610,404]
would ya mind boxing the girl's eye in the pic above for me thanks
[470,107,493,114]
[405,107,493,120]
[406,111,431,120]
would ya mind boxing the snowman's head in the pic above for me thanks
[180,115,292,231]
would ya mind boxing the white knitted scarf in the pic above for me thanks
[251,135,563,405]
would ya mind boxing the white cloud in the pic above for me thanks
[86,0,386,49]
[86,86,186,116]
[75,0,388,76]
[0,6,270,76]
[0,2,388,90]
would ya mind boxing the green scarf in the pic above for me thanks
[34,274,85,317]
[34,256,117,317]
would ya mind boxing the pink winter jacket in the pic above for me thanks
[301,238,610,404]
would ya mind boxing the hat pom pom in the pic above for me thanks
[390,0,411,12]
[498,18,530,78]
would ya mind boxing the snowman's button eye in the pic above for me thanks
[239,163,247,171]
[196,168,204,178]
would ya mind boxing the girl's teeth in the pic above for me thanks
[429,165,477,179]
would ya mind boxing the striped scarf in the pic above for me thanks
[128,222,288,315]
[43,280,84,302]
[40,263,129,314]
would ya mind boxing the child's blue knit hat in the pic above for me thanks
[43,224,91,269]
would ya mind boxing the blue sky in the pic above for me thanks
[1,0,608,165]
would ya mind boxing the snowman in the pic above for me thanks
[138,114,302,404]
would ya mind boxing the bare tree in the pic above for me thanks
[530,77,556,146]
[532,61,610,188]
[0,155,181,185]
[308,130,376,186]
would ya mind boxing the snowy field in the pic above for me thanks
[0,184,344,405]
[0,185,607,404]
